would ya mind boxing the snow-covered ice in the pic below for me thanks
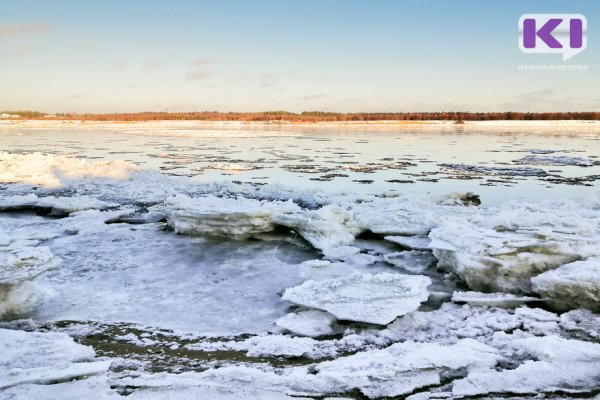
[282,272,431,325]
[451,291,539,307]
[0,328,110,390]
[275,310,338,337]
[532,258,600,312]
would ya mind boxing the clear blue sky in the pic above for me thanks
[1,0,598,113]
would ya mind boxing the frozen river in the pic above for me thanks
[1,121,600,399]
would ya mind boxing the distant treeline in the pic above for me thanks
[3,110,600,122]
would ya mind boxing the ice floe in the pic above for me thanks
[514,154,597,167]
[0,152,138,188]
[275,310,338,337]
[313,339,501,398]
[282,272,431,325]
[452,335,600,396]
[0,328,111,390]
[532,258,600,312]
[0,224,60,318]
[159,193,300,239]
[451,291,539,307]
[429,198,600,305]
[439,163,548,176]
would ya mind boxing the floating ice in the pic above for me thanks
[0,152,138,188]
[0,193,115,215]
[532,258,600,312]
[380,303,560,345]
[313,339,501,398]
[430,198,600,302]
[439,163,547,176]
[282,272,431,325]
[1,376,119,400]
[0,328,110,390]
[453,335,600,396]
[514,154,597,167]
[0,224,60,318]
[451,291,539,307]
[275,310,338,337]
[559,309,600,339]
[384,235,431,250]
[160,193,300,239]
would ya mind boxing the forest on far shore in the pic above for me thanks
[2,110,600,122]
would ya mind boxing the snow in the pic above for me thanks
[532,258,600,312]
[282,272,431,325]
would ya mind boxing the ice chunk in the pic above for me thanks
[275,310,338,337]
[383,251,436,273]
[380,303,560,345]
[243,335,324,358]
[439,163,547,176]
[282,272,431,325]
[273,204,362,260]
[430,198,600,298]
[451,291,539,307]
[314,339,500,398]
[0,328,110,389]
[453,335,600,396]
[532,258,600,312]
[0,152,138,188]
[1,376,120,400]
[127,386,312,400]
[560,309,600,339]
[0,194,115,215]
[384,235,432,250]
[0,225,60,318]
[160,193,300,239]
[514,154,596,167]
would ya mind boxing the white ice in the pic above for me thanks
[451,291,539,307]
[282,272,431,325]
[275,310,338,337]
[0,328,110,390]
[532,257,600,312]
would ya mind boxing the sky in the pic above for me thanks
[0,0,598,113]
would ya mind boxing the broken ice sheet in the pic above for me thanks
[275,309,338,337]
[282,272,431,325]
[313,339,501,398]
[451,291,539,307]
[453,335,600,396]
[159,193,300,239]
[532,257,600,312]
[0,327,111,390]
